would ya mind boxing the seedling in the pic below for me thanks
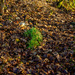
[23,27,43,49]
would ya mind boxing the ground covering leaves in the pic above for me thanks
[0,0,75,75]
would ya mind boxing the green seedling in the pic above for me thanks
[27,38,40,49]
[74,49,75,52]
[23,27,43,49]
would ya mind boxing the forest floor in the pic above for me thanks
[0,0,75,75]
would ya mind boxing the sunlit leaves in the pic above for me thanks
[57,0,75,11]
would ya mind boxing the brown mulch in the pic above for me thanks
[0,0,75,75]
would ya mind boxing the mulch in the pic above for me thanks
[0,0,75,75]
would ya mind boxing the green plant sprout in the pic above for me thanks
[74,49,75,52]
[23,27,43,49]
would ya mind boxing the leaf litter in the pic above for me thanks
[0,0,75,75]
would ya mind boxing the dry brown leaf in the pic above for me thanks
[0,31,6,41]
